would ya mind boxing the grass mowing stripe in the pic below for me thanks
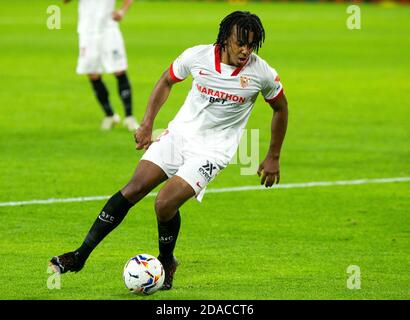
[1,176,409,207]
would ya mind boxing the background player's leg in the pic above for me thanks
[50,160,168,273]
[114,70,138,131]
[88,74,120,130]
[88,74,114,116]
[114,71,132,117]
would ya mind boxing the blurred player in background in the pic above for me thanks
[50,11,288,290]
[64,0,138,131]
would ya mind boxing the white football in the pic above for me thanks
[123,254,165,295]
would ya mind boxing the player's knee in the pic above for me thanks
[154,197,174,221]
[154,197,167,215]
[114,70,126,77]
[88,73,101,81]
[121,181,148,204]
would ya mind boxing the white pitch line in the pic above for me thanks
[0,177,409,208]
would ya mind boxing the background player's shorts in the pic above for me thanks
[76,27,128,74]
[141,129,222,202]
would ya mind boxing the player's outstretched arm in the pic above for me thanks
[134,69,178,150]
[257,93,288,187]
[113,0,133,21]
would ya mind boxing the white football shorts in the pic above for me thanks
[141,129,223,202]
[76,26,128,74]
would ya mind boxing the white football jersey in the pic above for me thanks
[168,44,283,167]
[77,0,118,34]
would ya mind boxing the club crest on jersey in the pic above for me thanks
[240,76,251,88]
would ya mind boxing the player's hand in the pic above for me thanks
[134,123,153,151]
[112,9,125,21]
[257,157,280,187]
[63,0,72,3]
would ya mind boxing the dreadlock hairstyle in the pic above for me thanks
[215,11,265,53]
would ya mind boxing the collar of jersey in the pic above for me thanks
[214,44,249,76]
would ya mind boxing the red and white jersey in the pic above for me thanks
[168,44,284,167]
[77,0,118,34]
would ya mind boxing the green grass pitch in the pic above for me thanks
[0,0,409,300]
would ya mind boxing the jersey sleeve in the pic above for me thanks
[169,46,202,82]
[261,66,284,103]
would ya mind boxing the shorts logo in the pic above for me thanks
[240,76,251,88]
[120,89,131,99]
[202,160,217,175]
[113,49,121,60]
[198,161,217,182]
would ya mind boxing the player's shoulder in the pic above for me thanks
[249,53,280,81]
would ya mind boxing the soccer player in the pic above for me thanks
[64,0,139,131]
[50,11,288,290]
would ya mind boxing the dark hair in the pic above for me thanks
[216,11,265,53]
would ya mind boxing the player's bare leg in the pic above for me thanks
[154,176,196,289]
[88,73,120,130]
[121,160,168,204]
[49,160,168,274]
